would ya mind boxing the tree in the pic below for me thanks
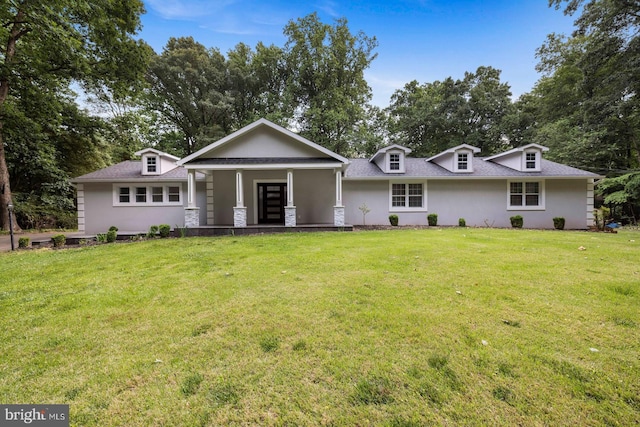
[387,66,514,157]
[0,0,151,230]
[536,0,640,172]
[283,13,378,155]
[145,37,233,156]
[596,172,640,223]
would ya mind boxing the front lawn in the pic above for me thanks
[1,228,638,426]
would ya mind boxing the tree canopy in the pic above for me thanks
[0,0,151,230]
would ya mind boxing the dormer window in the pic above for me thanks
[389,153,400,171]
[525,152,537,169]
[457,153,468,170]
[146,156,158,173]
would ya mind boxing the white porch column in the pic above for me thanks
[233,170,247,227]
[334,170,345,226]
[285,169,296,226]
[188,170,196,207]
[185,169,200,227]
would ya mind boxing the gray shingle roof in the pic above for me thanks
[344,158,600,179]
[74,157,599,182]
[73,161,190,182]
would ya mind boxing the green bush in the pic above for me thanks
[108,226,118,232]
[18,237,30,248]
[427,213,438,226]
[159,224,171,238]
[458,218,466,227]
[51,234,66,248]
[553,217,565,230]
[510,215,523,228]
[96,233,107,243]
[106,229,117,243]
[388,214,399,226]
[147,225,159,238]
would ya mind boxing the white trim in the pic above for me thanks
[453,149,475,173]
[112,183,183,206]
[386,151,405,173]
[507,179,545,210]
[76,184,85,233]
[177,118,350,166]
[181,162,343,171]
[522,150,541,172]
[484,143,549,162]
[426,144,480,163]
[388,180,428,212]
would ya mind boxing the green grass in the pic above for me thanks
[1,228,639,426]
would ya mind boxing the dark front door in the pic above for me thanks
[258,183,286,224]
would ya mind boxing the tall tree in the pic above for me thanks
[0,0,151,230]
[145,37,233,156]
[283,13,378,155]
[537,0,640,172]
[387,66,514,156]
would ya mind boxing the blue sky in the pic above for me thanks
[139,0,577,107]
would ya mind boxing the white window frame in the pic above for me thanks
[522,150,540,171]
[389,181,427,212]
[142,155,160,175]
[507,180,545,210]
[454,150,473,172]
[386,151,405,173]
[113,183,183,206]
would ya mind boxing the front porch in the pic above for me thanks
[183,223,353,237]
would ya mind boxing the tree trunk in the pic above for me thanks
[0,9,27,231]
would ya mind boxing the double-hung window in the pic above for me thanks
[389,153,400,171]
[391,182,425,210]
[146,156,158,173]
[525,152,537,170]
[508,181,544,210]
[457,153,468,170]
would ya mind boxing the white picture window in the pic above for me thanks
[508,180,544,210]
[390,182,425,210]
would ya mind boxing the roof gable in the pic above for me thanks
[177,119,349,166]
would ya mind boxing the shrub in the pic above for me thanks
[427,213,438,226]
[96,233,107,243]
[18,237,30,248]
[510,215,523,228]
[458,218,466,227]
[106,229,117,243]
[388,214,399,226]
[147,225,159,238]
[51,234,66,248]
[553,217,565,230]
[159,224,171,238]
[108,225,118,232]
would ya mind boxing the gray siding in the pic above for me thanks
[344,178,589,229]
[82,182,204,234]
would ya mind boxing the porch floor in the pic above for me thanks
[185,224,353,236]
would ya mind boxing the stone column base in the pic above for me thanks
[234,206,247,227]
[334,206,345,226]
[185,207,200,228]
[285,206,297,227]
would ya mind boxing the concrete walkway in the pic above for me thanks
[0,231,86,252]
